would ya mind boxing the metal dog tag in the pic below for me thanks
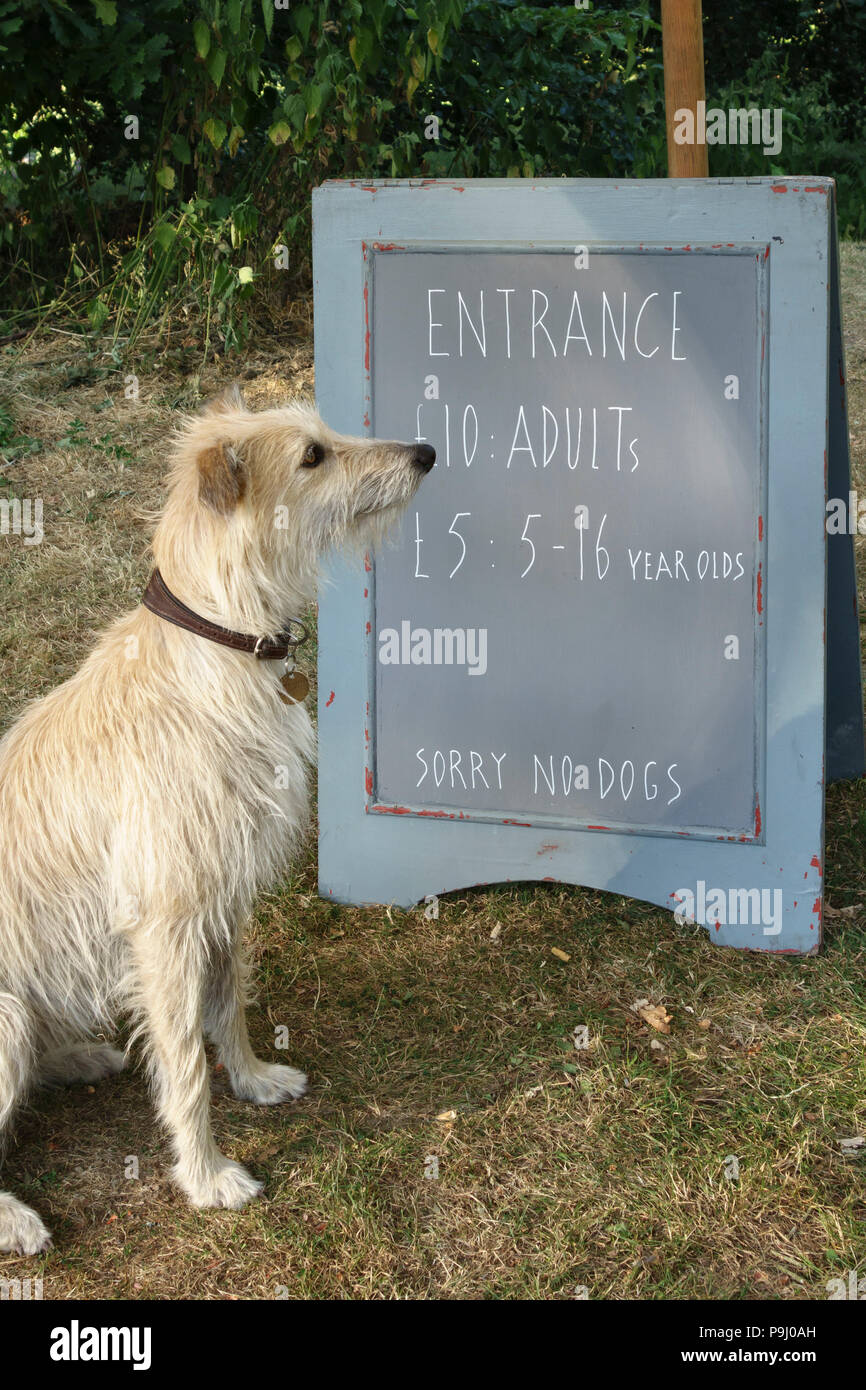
[280,670,310,704]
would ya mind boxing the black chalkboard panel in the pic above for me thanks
[372,248,766,838]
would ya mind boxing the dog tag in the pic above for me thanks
[280,669,310,704]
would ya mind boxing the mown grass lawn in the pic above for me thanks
[0,253,864,1300]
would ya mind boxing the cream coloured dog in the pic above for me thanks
[0,386,434,1253]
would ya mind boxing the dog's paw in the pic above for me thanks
[179,1158,263,1210]
[78,1044,127,1080]
[232,1062,307,1106]
[41,1043,127,1086]
[0,1196,53,1255]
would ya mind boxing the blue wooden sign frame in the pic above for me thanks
[312,177,862,954]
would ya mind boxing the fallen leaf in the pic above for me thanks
[698,1019,712,1030]
[489,922,502,941]
[436,1109,457,1122]
[551,947,571,962]
[825,902,861,918]
[634,1002,672,1034]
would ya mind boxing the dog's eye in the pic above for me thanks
[302,443,324,468]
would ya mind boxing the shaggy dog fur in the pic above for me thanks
[0,385,434,1253]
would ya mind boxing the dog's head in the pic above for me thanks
[155,385,434,614]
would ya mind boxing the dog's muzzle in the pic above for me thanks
[413,444,436,473]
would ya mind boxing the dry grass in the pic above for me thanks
[0,258,864,1301]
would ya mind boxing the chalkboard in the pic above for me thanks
[371,248,765,837]
[312,178,863,954]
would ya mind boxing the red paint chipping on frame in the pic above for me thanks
[364,587,368,598]
[756,564,763,616]
[755,798,762,838]
[366,621,371,635]
[771,184,788,193]
[365,768,373,795]
[503,819,531,827]
[363,412,370,429]
[363,282,370,372]
[325,690,335,708]
[810,855,822,875]
[758,515,763,541]
[364,553,372,573]
[764,245,770,260]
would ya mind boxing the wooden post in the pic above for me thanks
[661,0,708,177]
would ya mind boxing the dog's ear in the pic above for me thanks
[197,441,246,515]
[199,382,246,415]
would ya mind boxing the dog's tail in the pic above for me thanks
[0,992,52,1254]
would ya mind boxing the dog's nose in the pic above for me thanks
[413,443,436,473]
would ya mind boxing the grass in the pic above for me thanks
[0,255,864,1301]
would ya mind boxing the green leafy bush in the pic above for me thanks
[0,0,862,351]
[0,0,467,345]
[704,50,866,240]
[416,2,664,179]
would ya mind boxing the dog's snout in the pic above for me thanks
[412,443,436,473]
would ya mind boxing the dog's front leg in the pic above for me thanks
[204,944,307,1106]
[132,929,262,1209]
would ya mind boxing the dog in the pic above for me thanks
[0,385,435,1254]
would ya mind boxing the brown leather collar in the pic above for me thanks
[142,569,308,661]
